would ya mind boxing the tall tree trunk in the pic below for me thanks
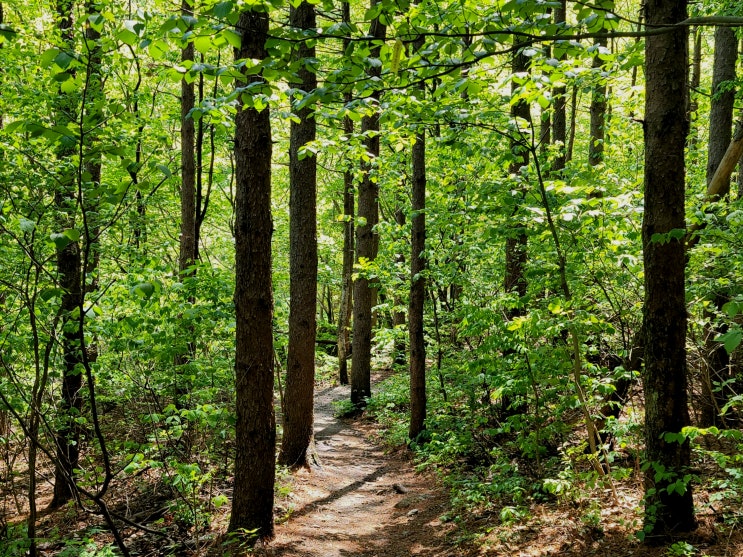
[700,25,738,427]
[50,0,82,510]
[279,0,317,468]
[351,0,386,407]
[505,43,530,315]
[589,31,608,167]
[408,126,426,440]
[408,1,427,441]
[175,0,197,407]
[552,0,567,173]
[337,0,354,385]
[706,27,737,195]
[688,27,702,147]
[229,7,275,542]
[0,0,6,442]
[642,0,695,537]
[502,42,530,418]
[392,206,406,366]
[566,85,577,163]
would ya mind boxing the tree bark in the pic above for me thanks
[706,26,737,193]
[229,7,275,542]
[642,0,696,537]
[337,0,354,386]
[351,0,386,407]
[700,25,738,427]
[409,15,427,437]
[279,0,318,469]
[589,31,608,167]
[392,206,406,366]
[501,42,531,419]
[688,27,701,146]
[175,0,197,407]
[552,0,567,173]
[50,0,82,510]
[504,43,530,315]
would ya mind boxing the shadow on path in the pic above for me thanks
[256,380,464,557]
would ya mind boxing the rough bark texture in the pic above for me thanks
[351,1,386,407]
[280,0,318,468]
[700,26,737,427]
[552,0,567,172]
[337,158,354,385]
[589,32,608,167]
[409,125,426,440]
[504,45,530,314]
[175,0,197,405]
[180,29,196,278]
[688,27,701,146]
[50,0,81,510]
[229,8,275,541]
[392,207,406,366]
[51,240,83,508]
[337,0,354,386]
[706,26,737,194]
[642,0,696,537]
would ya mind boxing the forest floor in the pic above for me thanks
[12,374,743,556]
[249,378,459,557]
[239,377,743,557]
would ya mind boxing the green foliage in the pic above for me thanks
[665,541,697,557]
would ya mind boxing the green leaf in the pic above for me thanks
[50,233,72,250]
[54,51,75,70]
[212,1,234,18]
[194,35,212,54]
[149,39,169,60]
[19,218,36,234]
[60,79,77,94]
[722,301,741,319]
[156,164,172,178]
[49,229,80,250]
[716,329,742,354]
[63,228,81,242]
[40,48,60,68]
[117,28,138,46]
[130,282,155,299]
[222,28,242,49]
[39,288,64,302]
[88,13,105,33]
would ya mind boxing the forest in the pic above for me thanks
[1,0,743,555]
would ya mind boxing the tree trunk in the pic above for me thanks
[351,0,386,407]
[552,0,567,173]
[642,0,695,537]
[392,206,406,366]
[688,27,701,146]
[229,7,275,542]
[699,25,738,427]
[337,0,354,386]
[175,0,197,407]
[589,31,608,167]
[50,0,82,510]
[501,42,531,418]
[409,17,427,437]
[706,26,737,194]
[505,43,530,315]
[279,0,317,469]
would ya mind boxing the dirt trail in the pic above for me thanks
[258,382,464,557]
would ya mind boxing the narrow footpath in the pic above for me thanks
[257,382,466,557]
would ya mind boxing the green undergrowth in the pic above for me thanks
[366,363,743,551]
[365,364,641,534]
